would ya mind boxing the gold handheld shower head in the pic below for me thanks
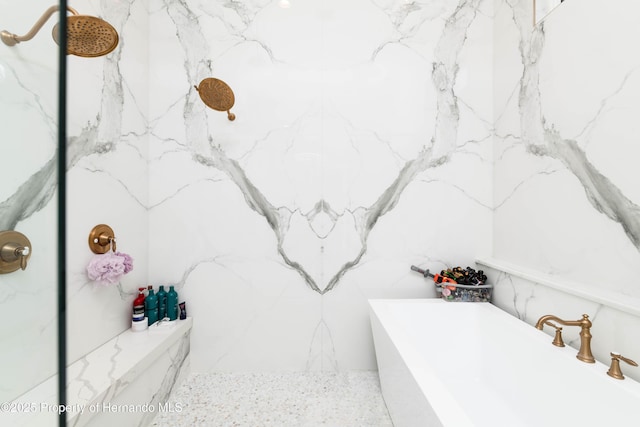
[1,5,118,57]
[195,78,237,121]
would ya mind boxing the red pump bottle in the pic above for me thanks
[133,287,146,316]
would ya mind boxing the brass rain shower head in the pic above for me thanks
[52,14,118,58]
[1,5,119,57]
[195,78,236,121]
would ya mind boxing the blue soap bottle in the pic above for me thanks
[145,286,158,326]
[156,285,167,320]
[166,285,178,321]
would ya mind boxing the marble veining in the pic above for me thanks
[432,0,482,157]
[369,0,447,60]
[547,134,640,249]
[305,319,338,371]
[138,333,191,427]
[493,0,640,291]
[67,321,192,427]
[511,5,640,251]
[154,0,489,295]
[0,150,56,229]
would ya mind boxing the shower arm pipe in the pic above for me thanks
[1,5,78,46]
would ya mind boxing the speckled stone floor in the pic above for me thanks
[151,371,393,427]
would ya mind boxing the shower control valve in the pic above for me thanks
[0,231,32,274]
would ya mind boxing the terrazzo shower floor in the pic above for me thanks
[151,371,393,427]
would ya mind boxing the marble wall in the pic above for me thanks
[1,0,152,403]
[490,0,640,378]
[147,0,493,371]
[494,0,640,297]
[6,0,493,402]
[0,0,59,403]
[0,1,154,400]
[64,0,150,367]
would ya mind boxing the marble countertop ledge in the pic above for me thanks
[6,317,193,426]
[476,257,640,317]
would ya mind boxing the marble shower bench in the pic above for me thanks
[6,318,192,427]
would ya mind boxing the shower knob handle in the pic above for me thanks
[17,246,30,270]
[0,231,32,274]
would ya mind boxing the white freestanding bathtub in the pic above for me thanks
[369,299,640,427]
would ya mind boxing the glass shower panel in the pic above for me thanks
[0,0,60,424]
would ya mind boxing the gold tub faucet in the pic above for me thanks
[535,314,595,363]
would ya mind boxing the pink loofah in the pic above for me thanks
[114,251,134,273]
[87,251,134,285]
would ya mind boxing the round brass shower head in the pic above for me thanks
[195,78,236,121]
[52,15,119,57]
[1,6,119,57]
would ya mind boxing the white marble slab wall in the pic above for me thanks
[492,0,640,364]
[1,0,154,405]
[65,0,150,365]
[147,0,493,371]
[0,0,59,404]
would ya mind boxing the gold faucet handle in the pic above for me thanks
[607,352,638,380]
[616,353,638,367]
[544,321,565,347]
